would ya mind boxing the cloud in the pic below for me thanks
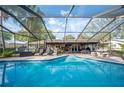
[67,18,90,32]
[54,28,60,32]
[3,18,21,32]
[46,18,65,33]
[48,18,56,25]
[3,22,21,32]
[45,18,90,39]
[60,10,73,16]
[60,10,68,16]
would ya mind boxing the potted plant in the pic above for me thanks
[57,49,64,55]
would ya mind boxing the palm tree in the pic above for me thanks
[18,6,45,40]
[20,6,56,41]
[0,5,44,51]
[0,5,29,51]
[1,5,44,37]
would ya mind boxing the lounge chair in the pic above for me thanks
[35,48,44,55]
[91,52,98,57]
[47,49,54,55]
[39,48,45,55]
[97,51,110,58]
[42,47,51,56]
[81,50,87,54]
[121,54,124,60]
[19,51,35,57]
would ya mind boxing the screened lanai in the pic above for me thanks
[1,5,124,88]
[0,5,124,55]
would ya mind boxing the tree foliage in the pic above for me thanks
[63,34,75,40]
[0,32,12,40]
[15,29,56,41]
[120,44,124,51]
[1,6,56,42]
[78,34,90,39]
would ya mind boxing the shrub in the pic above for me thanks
[120,44,124,52]
[57,49,64,54]
[111,50,124,56]
[2,50,14,57]
[99,43,108,49]
[0,52,2,56]
[31,49,36,54]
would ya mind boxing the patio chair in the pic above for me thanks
[97,51,110,58]
[35,48,45,55]
[47,49,54,55]
[19,51,35,57]
[96,51,102,57]
[42,47,51,56]
[91,52,98,57]
[121,54,124,60]
[39,48,45,55]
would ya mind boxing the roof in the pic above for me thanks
[0,5,124,44]
[39,5,124,18]
[105,39,124,44]
[29,41,44,44]
[5,40,27,44]
[114,38,124,42]
[46,39,98,44]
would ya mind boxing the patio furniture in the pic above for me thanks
[39,48,45,55]
[52,48,57,55]
[100,53,106,57]
[81,50,87,54]
[121,54,124,60]
[47,49,54,55]
[35,48,45,56]
[53,52,57,55]
[42,47,53,56]
[91,52,98,57]
[42,53,47,56]
[19,52,35,57]
[96,51,110,58]
[96,52,102,57]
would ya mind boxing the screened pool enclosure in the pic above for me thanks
[0,5,124,54]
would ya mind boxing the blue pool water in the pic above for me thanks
[0,56,124,87]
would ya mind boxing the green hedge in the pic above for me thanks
[57,49,64,54]
[0,49,15,57]
[111,50,124,56]
[0,52,2,56]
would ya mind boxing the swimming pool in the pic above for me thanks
[0,56,124,87]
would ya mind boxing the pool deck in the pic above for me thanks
[0,54,124,64]
[73,54,124,64]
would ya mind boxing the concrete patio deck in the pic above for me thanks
[0,54,123,65]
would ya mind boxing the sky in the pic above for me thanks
[3,17,22,32]
[2,5,120,40]
[44,18,90,39]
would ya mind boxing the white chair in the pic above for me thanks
[91,52,98,57]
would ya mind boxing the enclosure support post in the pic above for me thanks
[38,40,40,49]
[1,64,6,87]
[37,40,38,49]
[14,63,16,82]
[0,11,5,52]
[27,32,29,52]
[103,39,105,52]
[110,33,112,55]
[14,34,16,51]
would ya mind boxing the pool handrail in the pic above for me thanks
[1,63,6,87]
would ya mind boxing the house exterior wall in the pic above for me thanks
[107,40,124,51]
[109,43,122,50]
[46,42,98,53]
